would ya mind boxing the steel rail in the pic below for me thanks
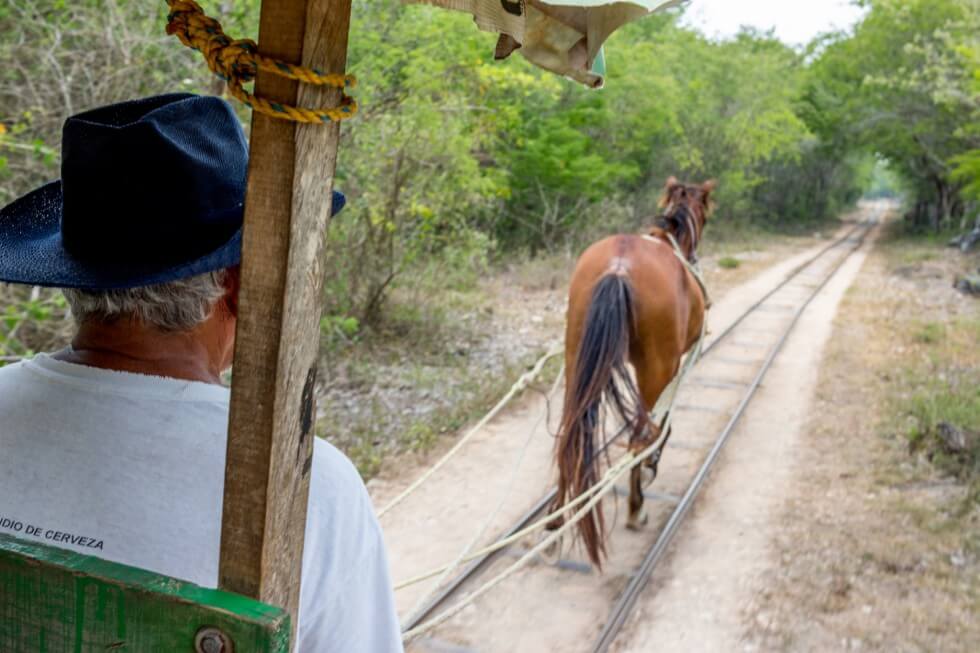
[401,220,871,633]
[698,220,865,359]
[590,219,875,653]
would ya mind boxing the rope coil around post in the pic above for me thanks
[165,0,358,123]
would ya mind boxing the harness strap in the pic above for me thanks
[637,231,710,472]
[642,233,711,308]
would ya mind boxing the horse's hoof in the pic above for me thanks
[626,509,648,531]
[540,536,563,565]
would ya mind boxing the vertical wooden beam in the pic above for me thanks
[220,0,353,643]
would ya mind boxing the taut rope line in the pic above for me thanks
[394,320,703,594]
[398,233,708,642]
[378,347,563,518]
[401,361,699,642]
[165,0,357,123]
[400,368,566,629]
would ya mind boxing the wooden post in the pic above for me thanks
[219,0,353,643]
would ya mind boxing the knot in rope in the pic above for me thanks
[165,0,358,123]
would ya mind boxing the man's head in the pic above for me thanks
[0,94,345,381]
[62,267,241,372]
[0,95,247,292]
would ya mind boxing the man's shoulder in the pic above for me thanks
[0,362,27,404]
[305,438,381,556]
[0,360,28,380]
[298,439,400,652]
[0,361,36,400]
[309,438,370,507]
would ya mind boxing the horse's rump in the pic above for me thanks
[554,273,648,567]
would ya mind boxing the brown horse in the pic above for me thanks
[553,177,714,567]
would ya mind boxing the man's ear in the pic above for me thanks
[223,265,241,318]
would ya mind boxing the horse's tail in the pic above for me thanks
[555,273,646,568]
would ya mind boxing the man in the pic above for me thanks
[0,94,403,652]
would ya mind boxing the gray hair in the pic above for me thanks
[63,270,229,332]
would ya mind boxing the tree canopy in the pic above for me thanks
[801,0,979,230]
[0,0,976,323]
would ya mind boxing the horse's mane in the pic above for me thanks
[649,207,692,244]
[650,213,679,235]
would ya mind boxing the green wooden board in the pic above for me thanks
[0,533,290,652]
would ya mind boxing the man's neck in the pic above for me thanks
[53,321,223,385]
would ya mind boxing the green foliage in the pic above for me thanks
[913,321,946,344]
[325,3,508,320]
[7,0,974,332]
[320,314,361,350]
[949,39,980,201]
[717,256,741,270]
[952,149,980,201]
[801,0,980,231]
[905,375,980,484]
[0,287,69,365]
[490,21,859,248]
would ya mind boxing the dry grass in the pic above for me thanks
[316,257,567,477]
[744,221,980,652]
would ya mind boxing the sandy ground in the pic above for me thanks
[369,219,867,652]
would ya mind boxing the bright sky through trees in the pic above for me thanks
[682,0,868,45]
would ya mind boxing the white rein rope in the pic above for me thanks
[399,233,710,642]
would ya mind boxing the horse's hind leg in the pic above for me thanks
[646,423,672,477]
[626,465,648,530]
[626,417,661,530]
[626,354,676,531]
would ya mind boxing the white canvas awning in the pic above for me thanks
[406,0,684,87]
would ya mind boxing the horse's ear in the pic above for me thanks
[701,179,717,216]
[659,176,680,208]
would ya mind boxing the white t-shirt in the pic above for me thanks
[0,354,403,653]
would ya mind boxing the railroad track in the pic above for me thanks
[404,216,877,650]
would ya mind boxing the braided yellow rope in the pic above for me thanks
[165,0,357,123]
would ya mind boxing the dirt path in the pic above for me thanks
[369,221,866,651]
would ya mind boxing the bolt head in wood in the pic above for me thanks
[195,627,234,653]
